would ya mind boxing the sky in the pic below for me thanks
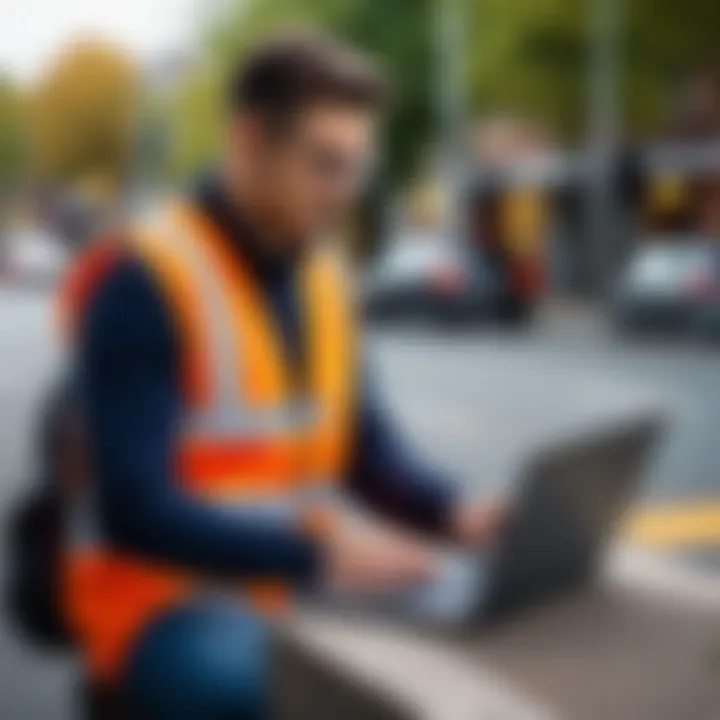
[0,0,199,82]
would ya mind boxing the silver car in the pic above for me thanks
[362,234,500,326]
[612,237,720,340]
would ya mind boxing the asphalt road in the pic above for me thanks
[369,328,720,504]
[0,288,719,718]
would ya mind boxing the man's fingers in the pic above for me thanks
[326,517,438,593]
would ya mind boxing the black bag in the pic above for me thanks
[7,486,70,648]
[5,383,77,649]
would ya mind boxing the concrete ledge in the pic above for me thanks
[274,615,552,720]
[274,550,720,720]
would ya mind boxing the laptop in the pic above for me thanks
[312,414,664,628]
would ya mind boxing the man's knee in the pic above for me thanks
[125,602,269,719]
[187,639,267,718]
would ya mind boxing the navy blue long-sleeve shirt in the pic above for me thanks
[79,183,454,584]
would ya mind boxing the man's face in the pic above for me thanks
[233,104,376,245]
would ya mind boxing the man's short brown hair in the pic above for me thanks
[229,29,388,126]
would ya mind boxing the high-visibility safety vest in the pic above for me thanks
[60,200,355,682]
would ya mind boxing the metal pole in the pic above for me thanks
[436,0,468,243]
[586,0,621,295]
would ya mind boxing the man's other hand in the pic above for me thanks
[451,498,510,549]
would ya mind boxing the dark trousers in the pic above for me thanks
[114,598,270,719]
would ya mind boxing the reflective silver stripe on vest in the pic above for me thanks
[148,208,241,413]
[207,482,341,524]
[182,397,321,440]
[146,209,320,440]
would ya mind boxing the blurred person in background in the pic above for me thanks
[59,31,505,719]
[648,66,720,238]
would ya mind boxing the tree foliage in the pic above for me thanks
[0,77,27,191]
[29,40,139,188]
[167,0,720,184]
[468,0,720,139]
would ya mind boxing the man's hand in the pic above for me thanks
[325,514,438,594]
[450,497,510,548]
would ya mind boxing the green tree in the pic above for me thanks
[168,0,720,184]
[468,0,720,139]
[0,77,26,191]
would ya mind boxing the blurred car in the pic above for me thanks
[1,227,70,288]
[362,233,500,325]
[611,237,720,340]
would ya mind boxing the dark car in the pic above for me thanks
[362,234,500,325]
[612,238,720,340]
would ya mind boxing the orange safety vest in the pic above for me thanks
[60,200,355,682]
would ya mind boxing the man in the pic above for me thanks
[63,31,504,719]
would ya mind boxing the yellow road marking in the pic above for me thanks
[626,501,720,548]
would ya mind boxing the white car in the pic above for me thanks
[2,228,70,287]
[612,237,720,340]
[362,234,500,325]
